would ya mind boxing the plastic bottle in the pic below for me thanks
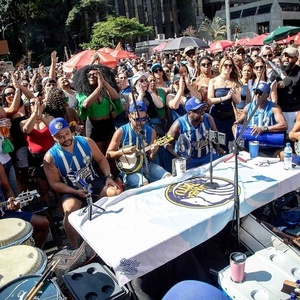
[284,142,293,170]
[290,292,296,300]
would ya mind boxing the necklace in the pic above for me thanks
[219,75,229,87]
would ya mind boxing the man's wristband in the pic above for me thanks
[105,173,114,180]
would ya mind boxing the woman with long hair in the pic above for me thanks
[151,63,170,93]
[233,62,253,120]
[193,56,213,105]
[250,57,278,103]
[207,56,241,151]
[72,64,119,177]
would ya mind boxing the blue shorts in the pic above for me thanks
[0,210,33,222]
[122,162,170,189]
[61,176,106,204]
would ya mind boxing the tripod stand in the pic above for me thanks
[83,183,105,221]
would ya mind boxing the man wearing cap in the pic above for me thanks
[277,46,300,134]
[106,101,171,189]
[234,82,287,155]
[44,117,121,248]
[165,97,224,169]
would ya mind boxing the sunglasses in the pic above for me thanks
[201,63,211,67]
[164,69,170,73]
[87,73,99,78]
[4,92,15,97]
[254,65,264,70]
[223,63,233,68]
[139,79,147,83]
[29,102,36,106]
[153,68,163,73]
[263,54,273,58]
[132,116,148,122]
[255,90,263,96]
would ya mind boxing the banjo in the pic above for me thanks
[116,135,173,174]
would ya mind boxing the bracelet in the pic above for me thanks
[74,189,78,195]
[15,90,20,94]
[219,97,223,103]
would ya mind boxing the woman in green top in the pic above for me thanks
[72,65,120,176]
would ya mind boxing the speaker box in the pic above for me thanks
[63,263,130,300]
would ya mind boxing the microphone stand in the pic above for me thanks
[231,63,274,249]
[84,183,105,221]
[205,130,220,189]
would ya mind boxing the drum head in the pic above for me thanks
[0,245,47,288]
[0,218,33,249]
[0,274,61,299]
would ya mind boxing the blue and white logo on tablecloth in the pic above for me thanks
[165,176,237,208]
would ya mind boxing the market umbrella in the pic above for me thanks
[98,47,114,53]
[110,49,138,59]
[63,49,118,72]
[153,41,168,52]
[163,36,209,51]
[245,33,268,46]
[208,40,234,53]
[235,38,249,46]
[264,26,300,44]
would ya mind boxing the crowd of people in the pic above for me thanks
[0,41,299,249]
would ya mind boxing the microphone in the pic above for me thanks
[265,59,293,87]
[264,59,286,79]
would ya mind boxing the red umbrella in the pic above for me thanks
[208,40,234,53]
[63,49,118,72]
[235,38,249,46]
[98,47,114,53]
[153,41,168,52]
[110,50,138,59]
[245,34,268,46]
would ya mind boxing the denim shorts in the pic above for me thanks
[122,162,170,189]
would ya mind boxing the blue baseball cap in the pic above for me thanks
[150,63,162,73]
[49,117,69,136]
[253,82,269,94]
[185,97,208,112]
[129,101,147,113]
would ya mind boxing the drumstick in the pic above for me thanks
[25,259,60,300]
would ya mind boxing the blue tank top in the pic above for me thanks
[120,123,153,149]
[49,136,96,187]
[236,84,247,109]
[247,101,276,127]
[176,114,211,158]
[214,88,233,112]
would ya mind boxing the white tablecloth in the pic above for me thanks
[69,155,300,286]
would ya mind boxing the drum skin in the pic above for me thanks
[0,245,47,288]
[0,218,34,249]
[0,274,64,299]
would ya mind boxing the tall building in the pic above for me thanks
[112,0,300,39]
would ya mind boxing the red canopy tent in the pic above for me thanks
[245,34,268,46]
[153,41,168,52]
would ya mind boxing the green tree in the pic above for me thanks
[66,0,115,45]
[81,16,152,49]
[198,17,226,41]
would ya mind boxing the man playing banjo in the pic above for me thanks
[106,101,171,189]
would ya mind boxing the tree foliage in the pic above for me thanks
[81,16,153,49]
[198,17,226,41]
